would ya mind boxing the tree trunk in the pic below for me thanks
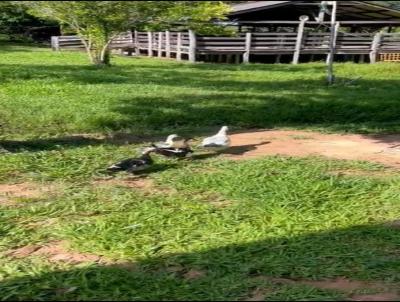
[83,46,110,66]
[81,35,113,66]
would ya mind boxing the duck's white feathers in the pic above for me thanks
[201,126,230,148]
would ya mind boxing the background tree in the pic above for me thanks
[26,1,142,66]
[0,1,58,42]
[25,1,230,66]
[142,1,231,36]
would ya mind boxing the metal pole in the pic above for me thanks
[327,1,337,85]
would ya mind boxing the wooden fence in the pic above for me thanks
[51,30,400,63]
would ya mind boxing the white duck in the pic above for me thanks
[201,126,230,149]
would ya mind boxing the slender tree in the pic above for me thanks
[25,1,230,66]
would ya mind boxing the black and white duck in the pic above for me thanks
[151,144,194,158]
[107,147,155,173]
[154,134,192,149]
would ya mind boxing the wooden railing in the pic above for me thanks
[51,31,400,63]
[51,32,134,51]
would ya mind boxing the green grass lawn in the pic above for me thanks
[1,44,400,141]
[0,45,400,301]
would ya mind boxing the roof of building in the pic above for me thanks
[229,1,400,20]
[230,1,290,14]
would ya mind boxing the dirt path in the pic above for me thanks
[224,130,400,168]
[245,276,399,301]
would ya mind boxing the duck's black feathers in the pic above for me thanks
[151,144,193,158]
[107,153,153,173]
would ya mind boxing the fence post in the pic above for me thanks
[134,30,140,55]
[326,22,340,64]
[292,15,309,64]
[189,30,196,62]
[165,30,171,58]
[51,36,60,51]
[370,32,382,64]
[147,31,153,57]
[158,32,163,58]
[177,32,182,61]
[243,32,252,63]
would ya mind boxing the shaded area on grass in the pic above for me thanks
[0,224,399,301]
[1,57,400,141]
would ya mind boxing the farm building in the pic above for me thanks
[52,1,400,64]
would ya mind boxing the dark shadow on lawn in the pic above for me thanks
[98,92,400,142]
[0,63,363,91]
[188,152,221,161]
[1,62,400,150]
[0,133,178,153]
[220,141,271,155]
[104,163,180,176]
[0,223,399,300]
[0,135,107,152]
[0,43,46,52]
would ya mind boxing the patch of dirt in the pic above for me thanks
[55,287,78,295]
[25,218,59,229]
[166,265,185,273]
[164,266,206,281]
[200,192,233,208]
[93,177,175,195]
[0,183,56,206]
[242,287,273,301]
[252,276,398,300]
[385,220,400,229]
[93,177,154,190]
[5,245,41,258]
[108,261,139,272]
[6,241,110,264]
[225,130,400,169]
[265,276,387,293]
[348,293,400,301]
[183,269,206,281]
[0,183,51,198]
[0,196,18,206]
[327,169,396,178]
[300,278,380,293]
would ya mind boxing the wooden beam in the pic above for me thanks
[243,32,252,63]
[189,30,196,62]
[293,15,309,64]
[237,20,400,25]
